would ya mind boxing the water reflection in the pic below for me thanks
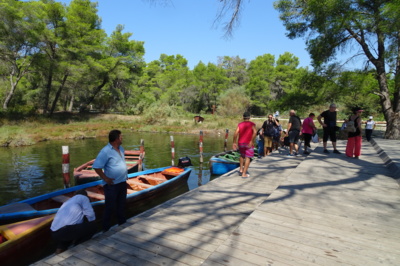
[0,132,231,206]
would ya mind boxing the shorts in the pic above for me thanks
[323,128,337,142]
[263,136,273,148]
[288,130,300,144]
[238,143,254,158]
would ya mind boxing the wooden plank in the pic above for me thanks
[131,218,230,241]
[132,223,221,252]
[120,227,212,259]
[127,180,153,188]
[249,209,400,254]
[100,236,188,266]
[241,215,400,262]
[109,231,205,265]
[72,249,125,266]
[260,203,400,239]
[52,195,71,203]
[86,242,158,266]
[222,237,313,266]
[86,191,105,201]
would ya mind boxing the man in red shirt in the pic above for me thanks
[232,112,257,178]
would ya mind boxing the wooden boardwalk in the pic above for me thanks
[34,140,400,265]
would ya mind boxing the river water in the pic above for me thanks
[0,131,230,206]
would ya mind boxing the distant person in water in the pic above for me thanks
[51,189,97,254]
[232,112,257,178]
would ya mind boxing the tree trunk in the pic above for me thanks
[384,111,400,139]
[79,74,109,113]
[3,79,17,110]
[376,68,400,139]
[43,65,54,114]
[68,95,74,112]
[3,69,22,110]
[49,74,68,115]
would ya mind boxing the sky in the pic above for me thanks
[59,0,313,69]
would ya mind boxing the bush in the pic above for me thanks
[142,102,182,125]
[217,86,251,117]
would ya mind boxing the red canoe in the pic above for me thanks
[74,150,145,184]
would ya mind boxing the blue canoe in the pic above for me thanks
[209,149,258,175]
[0,166,191,225]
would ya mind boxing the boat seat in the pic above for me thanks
[126,188,136,194]
[52,195,71,203]
[127,181,153,188]
[138,175,165,182]
[0,202,36,214]
[86,191,105,201]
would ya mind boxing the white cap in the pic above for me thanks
[369,116,373,119]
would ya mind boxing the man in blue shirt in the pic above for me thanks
[93,129,128,232]
[51,189,96,254]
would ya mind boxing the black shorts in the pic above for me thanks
[323,128,337,142]
[288,130,300,143]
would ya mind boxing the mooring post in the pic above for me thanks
[62,146,71,188]
[138,139,145,171]
[170,135,175,166]
[199,131,203,163]
[198,162,203,187]
[224,129,229,152]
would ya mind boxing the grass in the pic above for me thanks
[0,113,248,147]
[1,111,384,147]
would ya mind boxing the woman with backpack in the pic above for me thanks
[345,107,363,158]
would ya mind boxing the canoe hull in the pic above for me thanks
[74,150,143,184]
[209,149,257,175]
[0,166,191,225]
[0,215,54,266]
[209,158,239,175]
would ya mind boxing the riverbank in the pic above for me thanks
[0,113,254,147]
[0,112,387,147]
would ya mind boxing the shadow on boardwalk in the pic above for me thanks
[36,140,400,265]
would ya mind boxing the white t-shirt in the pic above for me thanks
[365,120,375,130]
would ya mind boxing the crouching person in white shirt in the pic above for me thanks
[50,189,97,254]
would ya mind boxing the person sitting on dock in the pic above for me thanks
[232,111,257,178]
[50,189,97,254]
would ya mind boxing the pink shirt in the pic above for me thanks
[302,117,314,134]
[238,121,256,144]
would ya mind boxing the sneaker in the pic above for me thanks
[287,154,294,157]
[333,150,341,154]
[294,152,298,156]
[323,149,329,154]
[303,151,310,155]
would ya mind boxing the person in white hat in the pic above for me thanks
[365,116,376,141]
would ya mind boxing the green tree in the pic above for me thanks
[0,0,44,110]
[217,56,249,86]
[218,86,251,117]
[274,0,400,138]
[245,54,275,114]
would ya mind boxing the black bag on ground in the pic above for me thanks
[284,137,290,146]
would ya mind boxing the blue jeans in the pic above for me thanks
[103,181,127,231]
